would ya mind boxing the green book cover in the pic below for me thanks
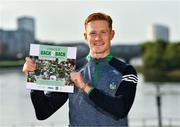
[27,44,77,93]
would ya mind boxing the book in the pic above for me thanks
[26,44,77,93]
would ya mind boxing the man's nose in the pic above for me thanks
[95,33,102,40]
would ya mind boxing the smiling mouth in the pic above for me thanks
[94,42,104,46]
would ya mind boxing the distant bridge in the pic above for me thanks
[40,42,141,63]
[0,41,141,63]
[61,42,141,63]
[111,44,141,63]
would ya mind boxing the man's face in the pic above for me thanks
[84,20,114,55]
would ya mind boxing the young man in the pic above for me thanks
[23,12,137,127]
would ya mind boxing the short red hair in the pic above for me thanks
[84,12,113,30]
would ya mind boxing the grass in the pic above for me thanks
[135,65,180,82]
[167,70,180,78]
[0,59,25,67]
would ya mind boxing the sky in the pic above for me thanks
[0,0,180,44]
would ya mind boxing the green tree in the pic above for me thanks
[141,40,167,70]
[164,42,180,70]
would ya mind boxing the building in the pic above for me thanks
[0,16,35,59]
[18,17,35,38]
[147,24,169,42]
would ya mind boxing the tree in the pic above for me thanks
[164,42,180,70]
[141,40,167,70]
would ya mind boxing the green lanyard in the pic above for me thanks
[86,53,113,62]
[86,53,113,84]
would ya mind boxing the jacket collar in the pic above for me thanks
[86,53,113,63]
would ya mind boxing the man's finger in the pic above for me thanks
[74,79,78,84]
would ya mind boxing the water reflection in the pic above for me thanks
[0,69,180,126]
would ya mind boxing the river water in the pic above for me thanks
[0,68,180,127]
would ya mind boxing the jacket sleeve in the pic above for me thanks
[30,90,68,120]
[88,65,137,120]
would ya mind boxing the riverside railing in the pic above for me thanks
[1,117,180,127]
[129,117,180,127]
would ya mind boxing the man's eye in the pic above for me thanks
[90,32,96,35]
[89,33,96,36]
[101,31,107,34]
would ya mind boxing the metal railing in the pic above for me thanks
[129,117,180,127]
[1,118,180,127]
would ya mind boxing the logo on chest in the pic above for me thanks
[109,81,118,90]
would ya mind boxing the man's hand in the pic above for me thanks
[22,57,36,75]
[70,72,91,94]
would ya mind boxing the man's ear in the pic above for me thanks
[84,32,87,40]
[111,30,115,40]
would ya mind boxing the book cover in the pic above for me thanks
[26,44,77,93]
